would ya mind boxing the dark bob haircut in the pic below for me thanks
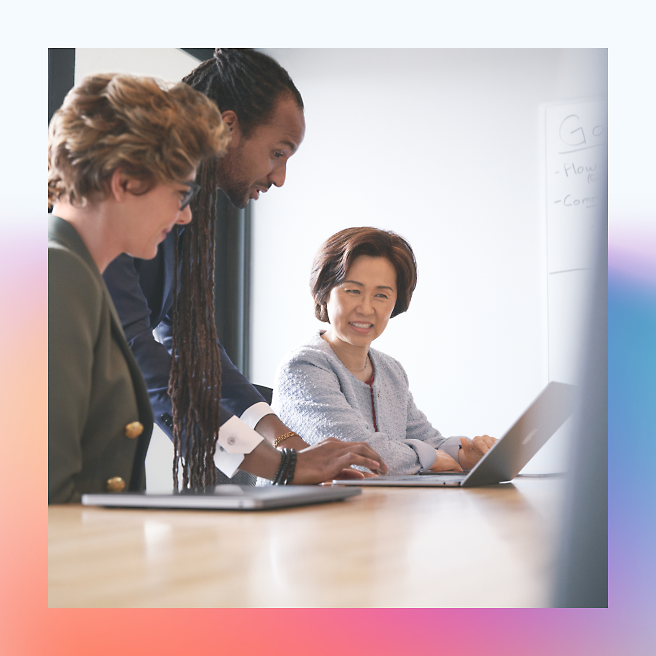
[310,227,418,323]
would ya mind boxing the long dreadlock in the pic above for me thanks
[168,49,303,489]
[169,156,220,489]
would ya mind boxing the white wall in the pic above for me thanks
[75,48,198,86]
[251,49,606,473]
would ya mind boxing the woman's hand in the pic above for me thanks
[428,450,463,472]
[293,438,388,484]
[459,435,497,470]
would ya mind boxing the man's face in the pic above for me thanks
[216,95,306,209]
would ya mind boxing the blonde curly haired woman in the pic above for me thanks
[48,73,229,503]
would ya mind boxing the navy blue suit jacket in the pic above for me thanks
[103,229,266,438]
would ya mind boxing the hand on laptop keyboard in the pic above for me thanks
[428,450,463,473]
[458,435,497,470]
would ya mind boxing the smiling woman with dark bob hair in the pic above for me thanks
[272,226,497,476]
[310,227,418,322]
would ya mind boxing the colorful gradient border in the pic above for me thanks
[2,28,654,656]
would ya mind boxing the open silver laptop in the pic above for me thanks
[334,381,576,488]
[82,484,361,510]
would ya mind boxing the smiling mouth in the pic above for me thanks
[251,186,269,201]
[350,322,373,329]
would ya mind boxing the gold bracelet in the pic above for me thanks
[274,431,299,448]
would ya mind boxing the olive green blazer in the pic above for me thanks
[48,215,153,503]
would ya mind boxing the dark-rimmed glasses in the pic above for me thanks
[179,181,201,210]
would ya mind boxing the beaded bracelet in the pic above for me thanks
[272,449,289,485]
[273,431,299,448]
[283,448,297,485]
[273,448,297,485]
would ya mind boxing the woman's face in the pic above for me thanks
[120,171,196,260]
[324,255,398,350]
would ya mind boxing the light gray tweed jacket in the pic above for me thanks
[272,331,465,475]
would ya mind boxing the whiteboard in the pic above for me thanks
[544,99,607,273]
[543,98,607,387]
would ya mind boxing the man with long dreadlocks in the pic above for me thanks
[104,49,388,488]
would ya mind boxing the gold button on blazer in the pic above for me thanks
[106,476,126,492]
[124,422,144,439]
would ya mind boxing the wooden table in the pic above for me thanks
[48,476,564,608]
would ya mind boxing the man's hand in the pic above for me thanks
[428,449,463,473]
[332,469,379,480]
[459,435,497,470]
[293,438,388,484]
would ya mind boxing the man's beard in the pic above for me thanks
[221,179,250,210]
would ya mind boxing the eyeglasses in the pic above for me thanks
[178,181,201,210]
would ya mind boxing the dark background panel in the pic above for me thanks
[180,49,215,63]
[213,190,252,378]
[48,48,75,124]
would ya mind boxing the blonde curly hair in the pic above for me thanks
[48,72,230,209]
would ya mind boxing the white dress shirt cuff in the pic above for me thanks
[403,439,438,471]
[438,435,470,464]
[214,416,264,478]
[240,402,275,430]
